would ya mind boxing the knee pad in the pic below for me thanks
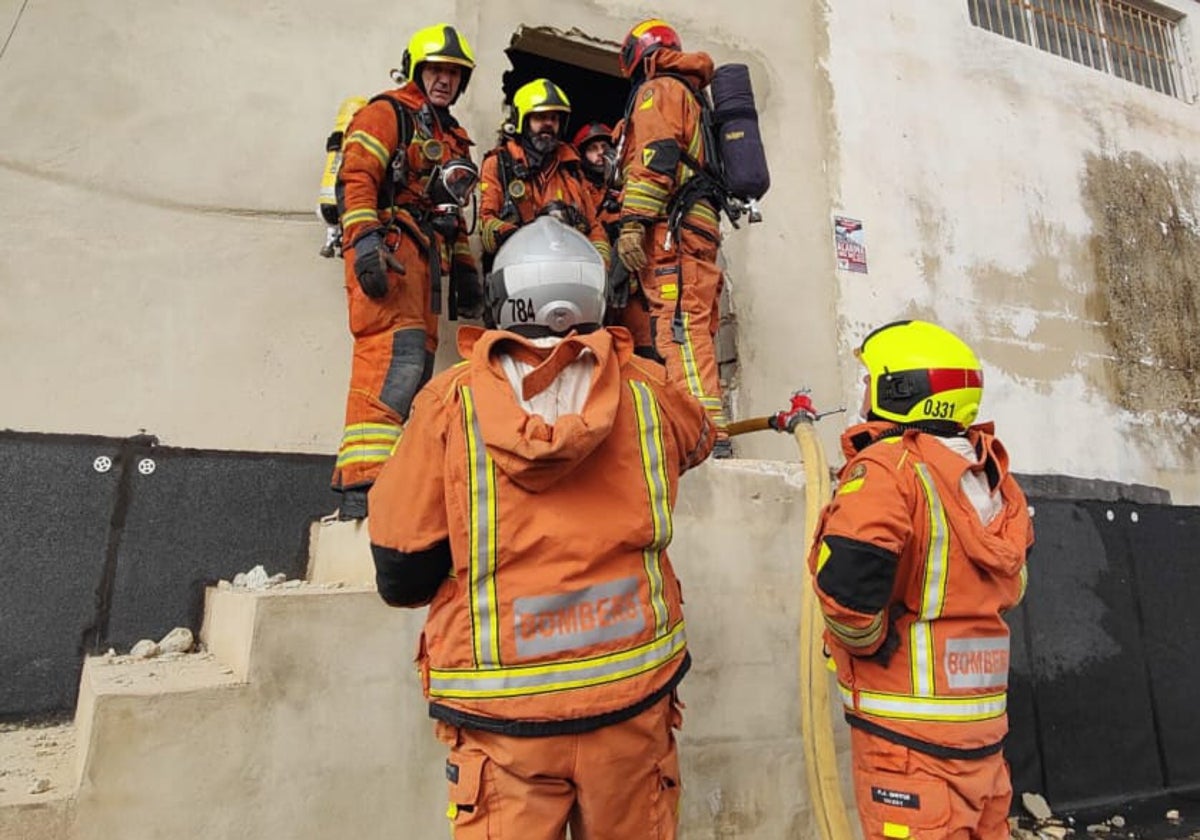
[379,329,433,419]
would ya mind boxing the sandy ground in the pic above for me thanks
[0,720,74,807]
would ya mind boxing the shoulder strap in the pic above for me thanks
[367,94,415,209]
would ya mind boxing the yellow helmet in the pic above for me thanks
[401,24,475,100]
[856,320,983,431]
[512,79,571,136]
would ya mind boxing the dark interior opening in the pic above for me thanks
[498,26,629,145]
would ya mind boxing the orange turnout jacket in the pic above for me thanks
[369,325,713,733]
[478,138,611,266]
[808,421,1034,754]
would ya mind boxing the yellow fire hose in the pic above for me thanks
[728,407,854,840]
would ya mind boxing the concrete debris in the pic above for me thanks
[1166,810,1181,822]
[1039,826,1070,839]
[158,627,194,654]
[1110,816,1125,828]
[130,639,160,659]
[228,564,296,590]
[27,778,50,794]
[1024,792,1055,822]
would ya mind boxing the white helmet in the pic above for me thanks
[485,216,606,336]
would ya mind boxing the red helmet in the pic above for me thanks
[571,122,613,153]
[618,19,682,78]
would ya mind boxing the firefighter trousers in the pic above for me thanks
[850,728,1013,840]
[634,222,727,435]
[436,695,682,839]
[331,227,439,493]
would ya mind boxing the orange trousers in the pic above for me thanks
[611,288,655,358]
[436,695,682,839]
[634,223,727,435]
[331,228,440,492]
[850,728,1013,840]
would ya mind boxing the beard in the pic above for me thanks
[528,131,558,155]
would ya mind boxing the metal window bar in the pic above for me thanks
[967,0,1191,100]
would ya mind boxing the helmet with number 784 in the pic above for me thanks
[485,217,606,337]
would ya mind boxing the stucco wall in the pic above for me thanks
[0,0,837,468]
[825,0,1200,503]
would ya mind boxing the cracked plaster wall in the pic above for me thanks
[826,0,1200,503]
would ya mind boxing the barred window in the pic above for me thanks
[968,0,1194,101]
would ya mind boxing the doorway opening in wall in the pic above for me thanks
[496,25,742,427]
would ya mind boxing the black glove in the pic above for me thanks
[352,229,391,299]
[606,257,631,310]
[452,262,485,320]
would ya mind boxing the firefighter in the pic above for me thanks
[478,79,612,270]
[615,19,731,457]
[573,121,654,359]
[331,23,484,520]
[572,121,620,242]
[369,217,713,838]
[807,320,1034,840]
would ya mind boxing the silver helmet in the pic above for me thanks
[485,216,606,336]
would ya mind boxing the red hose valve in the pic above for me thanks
[771,391,820,433]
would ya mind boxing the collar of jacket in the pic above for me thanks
[503,137,581,175]
[454,325,637,492]
[383,84,472,144]
[840,419,997,460]
[644,48,715,89]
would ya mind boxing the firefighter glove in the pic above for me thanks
[352,229,392,299]
[616,222,648,272]
[452,262,485,320]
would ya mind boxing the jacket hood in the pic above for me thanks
[646,49,715,89]
[457,325,633,492]
[841,420,1030,579]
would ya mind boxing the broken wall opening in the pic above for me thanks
[493,26,741,422]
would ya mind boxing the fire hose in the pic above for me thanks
[727,393,854,840]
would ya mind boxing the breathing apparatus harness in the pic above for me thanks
[351,94,479,317]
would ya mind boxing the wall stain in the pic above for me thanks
[1082,151,1200,419]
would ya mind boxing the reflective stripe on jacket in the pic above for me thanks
[807,421,1033,752]
[369,325,714,725]
[338,84,475,271]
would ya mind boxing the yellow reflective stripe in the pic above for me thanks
[345,129,390,168]
[675,313,706,401]
[825,612,883,650]
[341,422,402,438]
[855,689,1007,722]
[342,208,380,228]
[685,201,719,227]
[909,619,936,697]
[883,823,910,839]
[915,464,949,620]
[462,387,500,667]
[1017,565,1028,603]
[335,448,393,468]
[593,239,612,261]
[624,179,670,216]
[429,621,686,698]
[839,682,1007,721]
[629,380,672,637]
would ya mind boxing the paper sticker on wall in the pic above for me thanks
[834,215,868,274]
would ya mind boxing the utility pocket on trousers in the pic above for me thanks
[444,750,489,831]
[650,747,682,839]
[855,769,950,840]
